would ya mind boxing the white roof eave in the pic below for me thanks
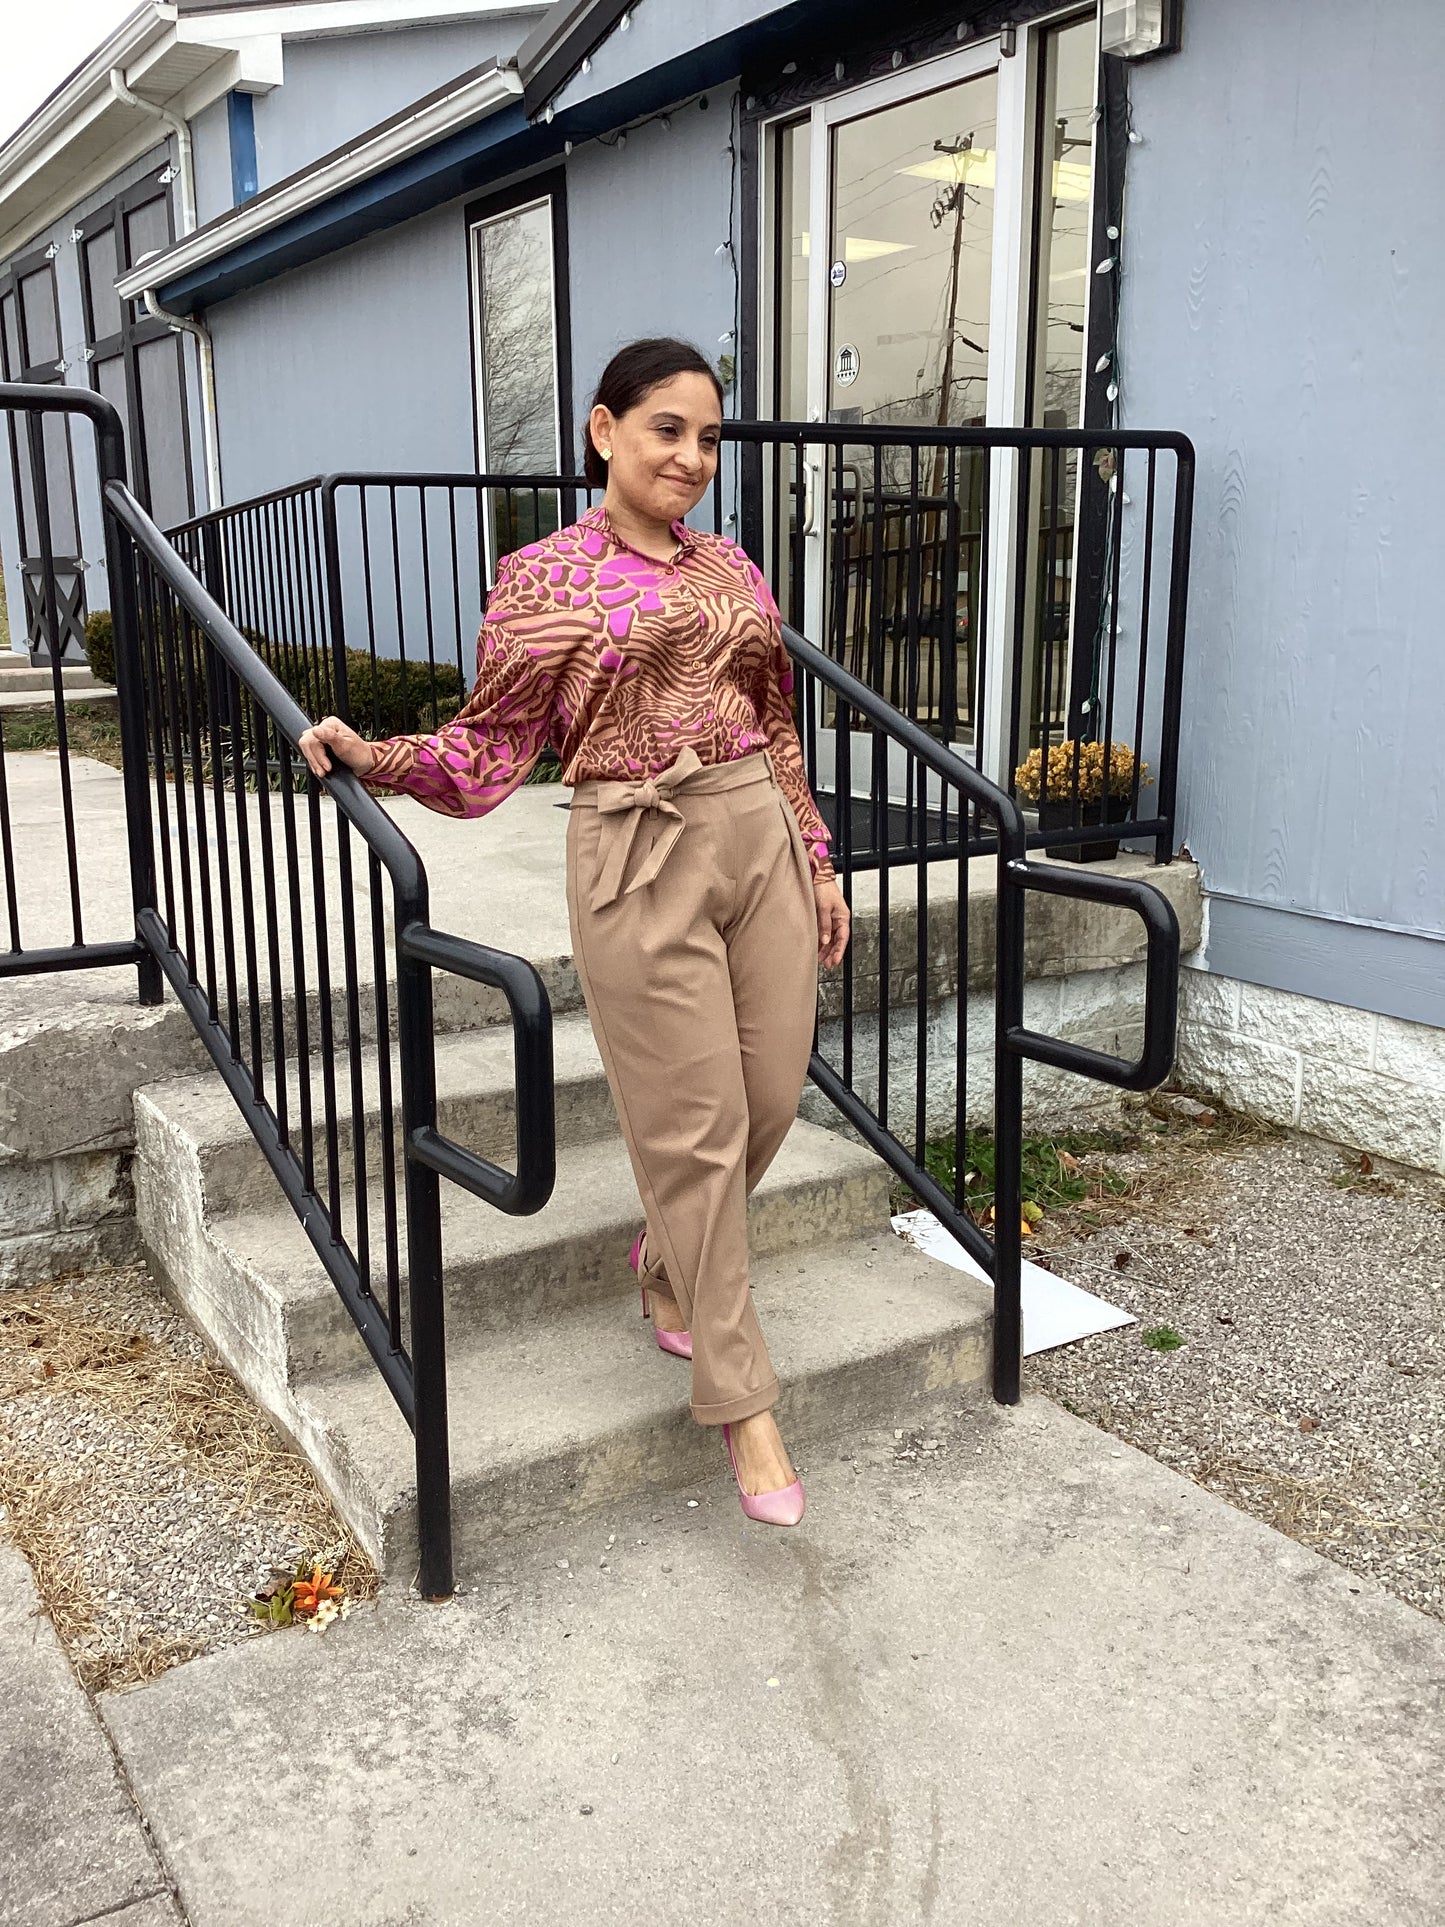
[113,58,524,301]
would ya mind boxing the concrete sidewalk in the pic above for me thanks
[0,1536,181,1927]
[82,1393,1444,1927]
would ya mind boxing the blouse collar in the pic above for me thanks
[582,503,700,565]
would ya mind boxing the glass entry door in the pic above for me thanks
[765,27,1098,779]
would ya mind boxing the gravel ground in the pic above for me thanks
[0,1263,375,1690]
[1024,1110,1445,1621]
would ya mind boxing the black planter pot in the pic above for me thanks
[1037,794,1131,862]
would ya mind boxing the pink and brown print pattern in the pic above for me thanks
[366,506,835,881]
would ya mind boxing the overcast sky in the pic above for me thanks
[1,0,141,147]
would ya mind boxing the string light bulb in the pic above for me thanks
[1095,256,1117,274]
[1106,380,1119,402]
[1128,128,1145,145]
[1095,352,1113,373]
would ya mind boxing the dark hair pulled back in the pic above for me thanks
[582,337,724,490]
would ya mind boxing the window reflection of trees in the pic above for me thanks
[477,208,555,475]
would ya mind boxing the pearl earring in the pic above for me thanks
[602,448,612,461]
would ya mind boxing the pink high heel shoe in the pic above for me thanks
[722,1422,806,1528]
[628,1230,692,1360]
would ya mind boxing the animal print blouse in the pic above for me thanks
[366,505,836,882]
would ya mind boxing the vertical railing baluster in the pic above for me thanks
[1131,450,1158,825]
[249,693,290,1148]
[227,664,265,1096]
[335,816,370,1294]
[174,593,219,1018]
[369,852,403,1343]
[277,738,316,1195]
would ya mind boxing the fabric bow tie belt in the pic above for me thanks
[589,746,714,910]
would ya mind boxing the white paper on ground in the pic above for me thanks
[891,1208,1136,1356]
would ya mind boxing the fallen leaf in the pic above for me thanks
[1299,1415,1321,1434]
[1359,1153,1374,1175]
[1113,1250,1132,1269]
[1057,1151,1082,1173]
[1019,1217,1033,1237]
[1021,1200,1044,1226]
[42,1360,55,1378]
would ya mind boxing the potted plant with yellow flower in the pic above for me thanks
[1013,739,1150,861]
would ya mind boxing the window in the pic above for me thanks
[466,173,571,574]
[79,178,196,529]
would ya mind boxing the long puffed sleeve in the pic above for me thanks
[366,555,555,818]
[743,561,836,884]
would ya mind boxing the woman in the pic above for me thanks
[299,337,850,1527]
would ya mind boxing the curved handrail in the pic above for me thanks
[781,620,1027,847]
[1003,859,1180,1091]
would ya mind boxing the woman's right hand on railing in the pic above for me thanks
[298,715,379,780]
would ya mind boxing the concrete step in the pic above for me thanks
[289,1226,992,1578]
[136,1009,618,1218]
[137,1113,894,1403]
[0,660,99,690]
[0,685,116,711]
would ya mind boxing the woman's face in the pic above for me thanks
[592,372,722,525]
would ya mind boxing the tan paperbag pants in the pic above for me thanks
[566,748,819,1424]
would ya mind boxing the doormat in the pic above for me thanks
[891,1208,1135,1356]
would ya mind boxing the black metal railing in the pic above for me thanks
[172,425,1190,864]
[780,617,1178,1398]
[168,472,595,744]
[0,384,160,997]
[724,422,1193,866]
[0,383,1187,1577]
[1,383,556,1599]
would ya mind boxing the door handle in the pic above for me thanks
[802,451,821,537]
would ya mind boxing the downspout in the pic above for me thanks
[109,68,224,510]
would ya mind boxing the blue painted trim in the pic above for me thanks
[158,102,555,313]
[227,91,259,206]
[1204,895,1445,1030]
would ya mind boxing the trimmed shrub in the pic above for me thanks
[84,609,116,685]
[342,651,465,737]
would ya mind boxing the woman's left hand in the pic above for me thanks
[814,877,851,969]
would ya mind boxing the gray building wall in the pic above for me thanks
[250,21,531,193]
[191,95,236,231]
[565,93,739,457]
[208,196,476,498]
[191,15,547,230]
[1122,0,1444,1024]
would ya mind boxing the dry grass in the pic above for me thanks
[1031,1092,1287,1246]
[0,702,125,770]
[1193,1452,1445,1550]
[0,1271,376,1692]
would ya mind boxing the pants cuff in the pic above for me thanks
[691,1378,779,1427]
